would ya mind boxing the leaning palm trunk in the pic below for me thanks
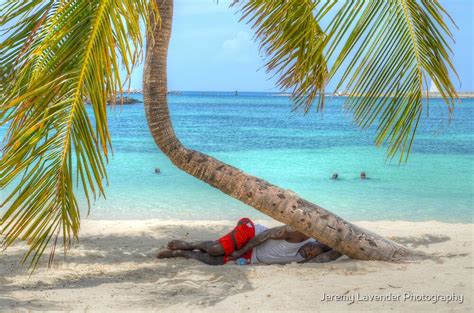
[144,0,413,261]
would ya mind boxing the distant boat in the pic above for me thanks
[168,90,181,95]
[234,90,238,96]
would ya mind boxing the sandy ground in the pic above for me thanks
[0,219,472,312]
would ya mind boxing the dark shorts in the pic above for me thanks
[218,217,255,263]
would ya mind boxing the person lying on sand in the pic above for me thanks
[157,217,342,265]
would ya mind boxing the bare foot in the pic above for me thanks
[156,249,182,259]
[167,240,193,250]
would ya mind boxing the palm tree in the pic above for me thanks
[1,0,458,269]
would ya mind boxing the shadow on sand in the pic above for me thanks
[0,228,253,311]
[2,225,469,311]
[389,234,451,248]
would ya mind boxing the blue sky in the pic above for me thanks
[126,0,473,92]
[1,1,471,92]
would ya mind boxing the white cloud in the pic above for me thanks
[220,31,257,63]
[222,31,251,53]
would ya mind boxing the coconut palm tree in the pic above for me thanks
[1,0,458,269]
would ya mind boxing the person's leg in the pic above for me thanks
[157,249,225,265]
[167,240,225,256]
[166,217,255,259]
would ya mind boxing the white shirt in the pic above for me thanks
[251,224,316,264]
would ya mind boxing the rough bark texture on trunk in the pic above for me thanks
[144,0,417,262]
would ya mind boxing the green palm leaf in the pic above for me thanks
[235,0,329,112]
[0,0,157,270]
[236,0,458,161]
[327,0,458,161]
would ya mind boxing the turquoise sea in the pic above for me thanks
[2,92,473,222]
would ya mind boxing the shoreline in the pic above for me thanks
[1,219,472,312]
[80,217,474,225]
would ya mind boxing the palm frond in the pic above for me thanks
[235,0,458,161]
[234,0,330,112]
[0,0,157,270]
[327,0,458,161]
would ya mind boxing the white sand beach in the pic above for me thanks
[0,220,472,312]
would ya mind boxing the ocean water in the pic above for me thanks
[2,92,473,222]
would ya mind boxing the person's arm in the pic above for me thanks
[304,249,343,263]
[297,241,332,263]
[229,225,292,259]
